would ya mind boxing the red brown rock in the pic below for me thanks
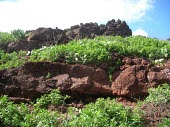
[1,57,170,103]
[71,77,92,93]
[0,62,112,101]
[112,60,170,97]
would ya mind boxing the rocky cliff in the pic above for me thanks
[1,56,170,103]
[1,19,132,53]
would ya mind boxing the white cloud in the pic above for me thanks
[0,0,154,32]
[133,29,148,36]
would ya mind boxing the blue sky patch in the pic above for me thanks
[0,0,169,39]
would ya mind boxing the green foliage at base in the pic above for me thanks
[143,83,170,126]
[0,89,68,127]
[158,118,170,127]
[35,89,70,108]
[0,91,144,127]
[1,84,170,127]
[145,83,170,104]
[68,98,143,127]
[21,108,59,127]
[0,96,29,127]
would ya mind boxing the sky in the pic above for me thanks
[0,0,169,40]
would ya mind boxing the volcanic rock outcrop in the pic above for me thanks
[112,57,170,97]
[1,19,132,53]
[1,57,170,102]
[28,19,131,42]
[0,62,112,102]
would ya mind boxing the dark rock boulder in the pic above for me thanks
[66,19,132,40]
[29,19,131,50]
[6,40,43,53]
[167,38,170,41]
[27,27,68,44]
[105,19,132,37]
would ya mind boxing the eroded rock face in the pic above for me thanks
[0,62,112,101]
[112,65,150,97]
[1,57,170,102]
[112,59,170,97]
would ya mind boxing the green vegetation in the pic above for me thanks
[145,83,170,104]
[1,36,170,70]
[45,72,52,79]
[68,98,143,127]
[30,36,170,63]
[0,84,170,127]
[35,89,70,108]
[0,32,16,44]
[143,83,170,126]
[158,118,170,127]
[0,29,26,44]
[11,29,26,40]
[0,89,67,127]
[0,95,29,127]
[0,91,144,127]
[0,50,26,70]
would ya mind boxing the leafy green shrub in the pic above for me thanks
[0,32,16,44]
[0,95,61,127]
[158,118,170,127]
[0,50,26,70]
[0,29,26,45]
[145,83,170,104]
[22,108,59,127]
[0,96,29,127]
[0,91,66,127]
[2,36,170,70]
[30,36,170,64]
[34,89,70,108]
[68,98,143,127]
[11,29,26,40]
